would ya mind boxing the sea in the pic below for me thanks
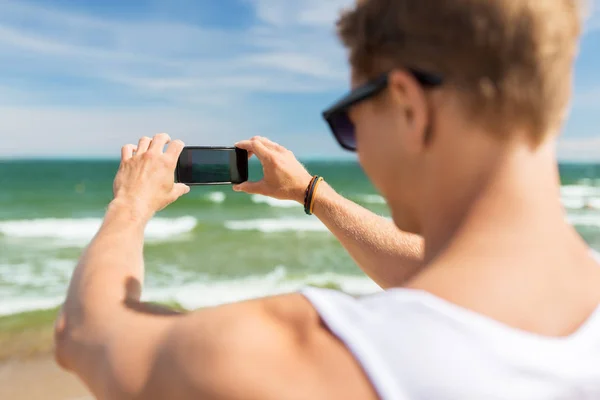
[1,160,600,316]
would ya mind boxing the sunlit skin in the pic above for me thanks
[54,64,600,399]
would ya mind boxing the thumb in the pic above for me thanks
[233,181,265,195]
[170,183,190,200]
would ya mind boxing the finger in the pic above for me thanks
[149,133,171,153]
[170,183,191,201]
[166,139,185,159]
[243,136,275,150]
[235,140,257,159]
[236,144,255,159]
[235,139,253,151]
[258,137,289,154]
[252,140,271,161]
[121,144,137,161]
[136,136,152,155]
[257,136,282,150]
[232,181,266,195]
[235,138,271,161]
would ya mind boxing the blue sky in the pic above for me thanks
[0,0,599,160]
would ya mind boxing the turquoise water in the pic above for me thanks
[0,160,600,315]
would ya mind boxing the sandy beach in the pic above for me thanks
[0,356,91,400]
[0,307,93,399]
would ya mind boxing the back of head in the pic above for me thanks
[338,0,584,142]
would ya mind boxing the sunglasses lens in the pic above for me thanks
[329,112,356,151]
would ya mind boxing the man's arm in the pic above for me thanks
[55,134,376,399]
[234,136,423,288]
[54,134,189,396]
[311,182,423,288]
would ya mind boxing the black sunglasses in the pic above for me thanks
[322,69,444,151]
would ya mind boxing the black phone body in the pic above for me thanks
[175,146,248,185]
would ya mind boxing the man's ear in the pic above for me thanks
[387,69,430,155]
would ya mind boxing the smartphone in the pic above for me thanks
[175,146,248,185]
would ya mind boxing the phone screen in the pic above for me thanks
[176,147,248,185]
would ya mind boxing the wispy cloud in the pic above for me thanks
[0,106,250,156]
[0,0,354,156]
[248,0,351,27]
[0,103,346,158]
[0,0,349,106]
[0,0,599,159]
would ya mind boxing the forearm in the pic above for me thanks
[312,183,423,288]
[58,200,190,399]
[62,200,147,329]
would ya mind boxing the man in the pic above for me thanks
[55,0,600,399]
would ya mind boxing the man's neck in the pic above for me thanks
[406,140,600,337]
[421,139,582,266]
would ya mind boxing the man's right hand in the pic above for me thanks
[233,136,313,203]
[112,133,189,222]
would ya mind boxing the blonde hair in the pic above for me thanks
[337,0,584,142]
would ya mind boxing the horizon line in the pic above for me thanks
[1,156,599,165]
[0,154,357,162]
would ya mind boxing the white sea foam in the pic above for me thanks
[206,192,226,204]
[554,184,600,226]
[561,185,600,210]
[0,295,66,316]
[0,259,74,287]
[143,268,380,311]
[251,194,299,208]
[0,217,198,243]
[568,213,600,228]
[0,267,380,316]
[224,218,328,233]
[146,217,198,239]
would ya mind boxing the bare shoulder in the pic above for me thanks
[147,293,378,400]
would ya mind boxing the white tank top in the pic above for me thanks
[302,261,600,399]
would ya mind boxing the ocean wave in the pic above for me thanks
[224,218,328,233]
[144,267,380,311]
[0,266,381,316]
[251,194,299,208]
[0,217,197,243]
[250,193,387,208]
[205,192,226,204]
[561,185,600,210]
[568,213,600,228]
[242,187,598,211]
[0,295,66,316]
[574,178,600,187]
[0,259,74,287]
